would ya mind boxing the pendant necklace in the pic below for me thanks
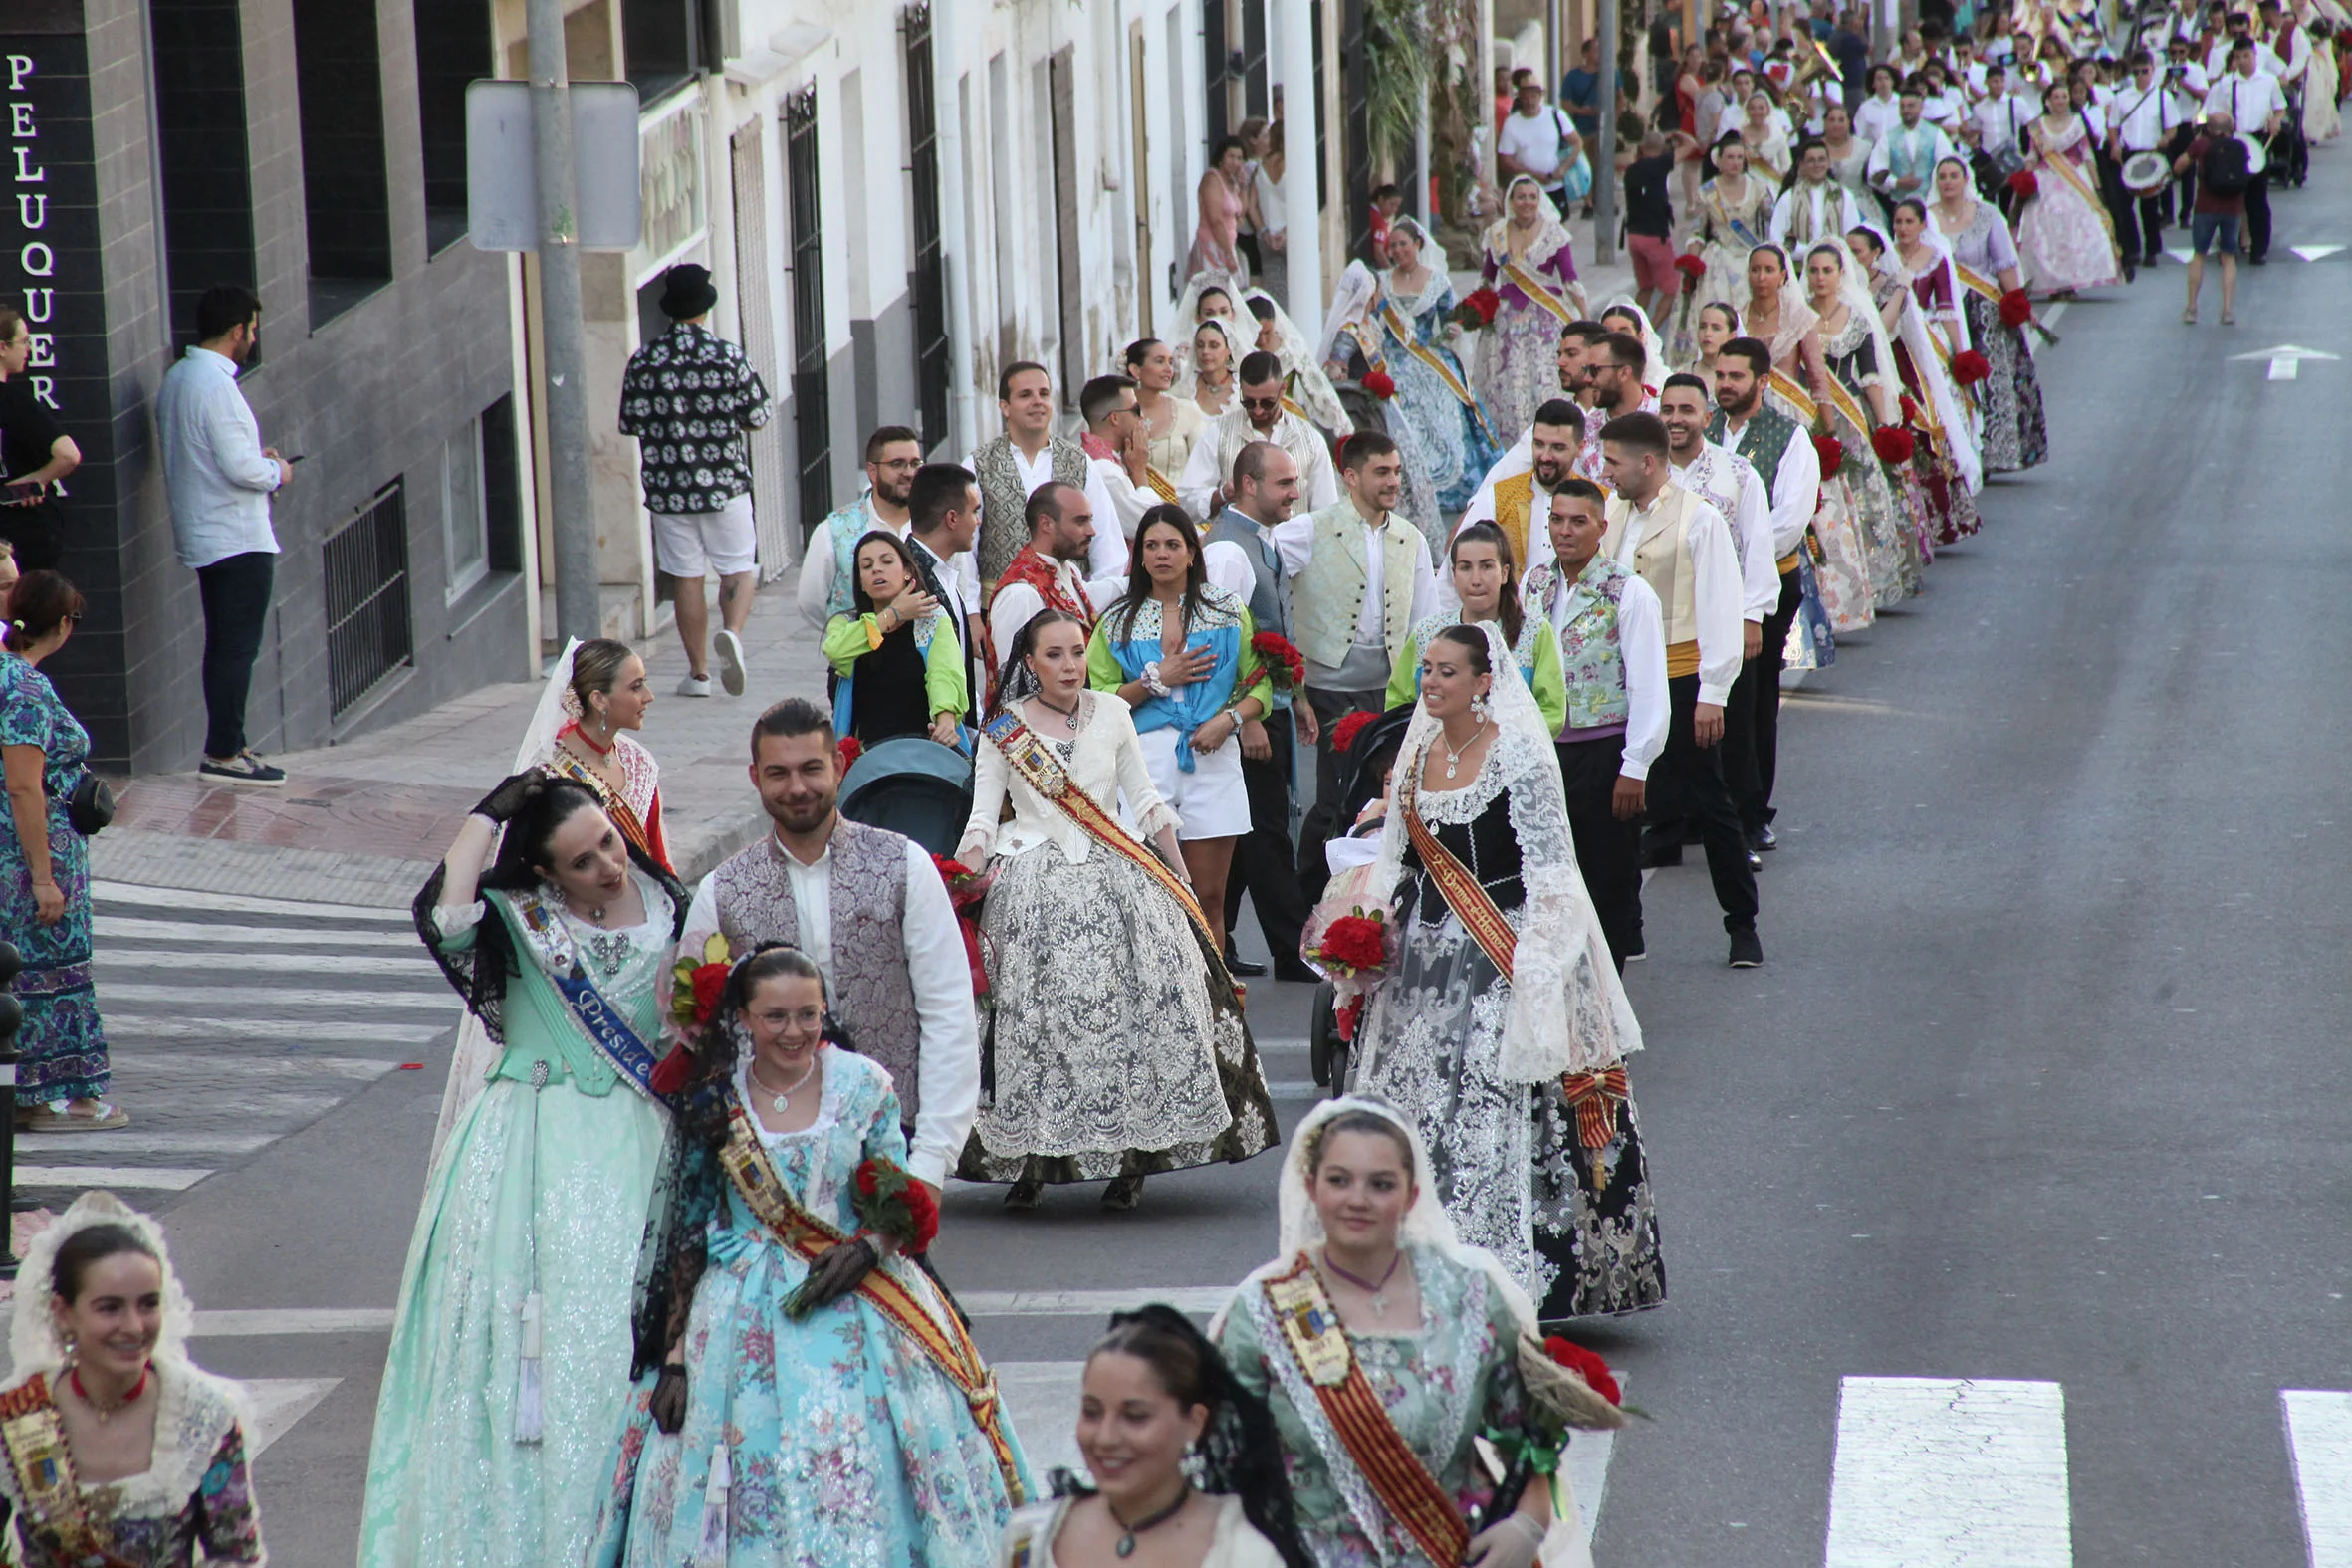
[748,1055,819,1113]
[1440,720,1488,781]
[1108,1481,1192,1558]
[1321,1248,1405,1319]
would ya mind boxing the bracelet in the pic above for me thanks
[1142,662,1172,698]
[1507,1512,1547,1545]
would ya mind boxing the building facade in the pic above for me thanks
[1,0,529,772]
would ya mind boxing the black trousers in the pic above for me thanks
[2244,171,2272,260]
[195,551,275,760]
[1305,685,1385,811]
[1558,734,1643,969]
[1740,566,1801,835]
[1643,673,1760,932]
[2127,191,2166,264]
[1225,721,1312,973]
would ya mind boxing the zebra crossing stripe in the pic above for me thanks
[93,882,410,921]
[100,984,453,1013]
[14,1166,212,1192]
[95,949,436,977]
[1824,1377,2071,1567]
[2283,1391,2352,1567]
[94,916,419,950]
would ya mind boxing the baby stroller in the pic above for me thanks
[1298,705,1416,1094]
[839,737,974,858]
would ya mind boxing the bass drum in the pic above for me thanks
[2120,150,2171,195]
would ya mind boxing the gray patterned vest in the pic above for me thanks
[1203,507,1287,637]
[710,817,924,1119]
[973,435,1092,589]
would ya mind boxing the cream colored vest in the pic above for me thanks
[1291,500,1422,671]
[1602,484,1700,645]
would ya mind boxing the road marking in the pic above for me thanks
[14,1166,213,1191]
[2165,246,2195,263]
[1823,1376,2071,1567]
[94,882,411,921]
[239,1377,342,1458]
[95,949,438,978]
[2231,342,2342,381]
[15,1130,277,1157]
[112,1055,401,1083]
[103,1014,448,1045]
[2288,244,2345,262]
[2283,1390,2352,1567]
[98,983,453,1012]
[961,1286,1235,1317]
[95,916,417,950]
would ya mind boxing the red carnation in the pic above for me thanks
[1898,393,1923,427]
[1998,289,2034,329]
[689,963,729,1022]
[1319,914,1390,973]
[836,735,863,771]
[1466,285,1502,324]
[1951,348,1992,385]
[1870,426,1916,464]
[1673,253,1706,278]
[1251,630,1307,692]
[1362,368,1398,400]
[1331,710,1378,754]
[2005,168,2039,200]
[902,1180,941,1253]
[1542,1335,1622,1407]
[1811,432,1845,474]
[854,1159,881,1197]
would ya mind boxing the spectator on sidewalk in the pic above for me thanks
[0,303,81,573]
[156,284,290,786]
[618,263,773,700]
[2,569,126,1131]
[1498,75,1588,214]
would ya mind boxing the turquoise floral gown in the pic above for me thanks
[359,870,679,1567]
[591,1048,1033,1567]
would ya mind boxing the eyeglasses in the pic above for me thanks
[749,1007,823,1033]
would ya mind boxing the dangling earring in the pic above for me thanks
[1471,692,1491,725]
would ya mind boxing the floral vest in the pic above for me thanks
[973,435,1090,589]
[710,819,924,1119]
[995,543,1097,627]
[1525,554,1633,733]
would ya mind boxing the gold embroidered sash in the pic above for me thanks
[1766,368,1820,425]
[718,1096,1026,1504]
[1262,1254,1471,1568]
[1953,262,2004,305]
[0,1375,133,1568]
[1398,770,1517,983]
[1501,253,1578,327]
[1143,464,1180,504]
[546,749,662,868]
[1375,299,1496,444]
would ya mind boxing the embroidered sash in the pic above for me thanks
[1143,464,1180,504]
[0,1375,133,1568]
[1397,770,1518,982]
[1501,254,1577,326]
[546,748,660,867]
[1375,299,1498,443]
[1952,262,2004,305]
[719,1095,1026,1504]
[1766,368,1820,424]
[513,892,668,1102]
[1260,1254,1471,1568]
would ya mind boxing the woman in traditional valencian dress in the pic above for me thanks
[1735,88,1793,182]
[1819,103,1878,219]
[1391,522,1567,735]
[1324,224,1503,537]
[594,945,1032,1566]
[1348,623,1662,1320]
[1735,244,1876,635]
[1476,176,1587,442]
[1802,241,1926,607]
[997,1307,1315,1568]
[1183,317,1240,418]
[1672,135,1775,364]
[956,611,1277,1211]
[1853,212,1984,547]
[1930,156,2049,472]
[1214,1097,1621,1568]
[1685,301,1743,393]
[363,773,687,1567]
[545,637,671,871]
[0,1193,265,1566]
[2014,80,2122,295]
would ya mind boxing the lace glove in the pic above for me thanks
[791,1238,878,1316]
[648,1364,689,1435]
[1461,1511,1546,1568]
[472,770,547,824]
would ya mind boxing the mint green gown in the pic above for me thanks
[359,874,675,1567]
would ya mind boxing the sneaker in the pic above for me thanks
[713,628,748,696]
[1728,928,1764,968]
[199,752,286,785]
[676,674,713,698]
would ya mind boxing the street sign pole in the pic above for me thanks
[1594,0,1618,265]
[526,0,602,645]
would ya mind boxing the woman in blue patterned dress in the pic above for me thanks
[1325,226,1503,538]
[593,944,1032,1566]
[0,571,122,1131]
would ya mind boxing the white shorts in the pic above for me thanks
[650,492,758,578]
[1138,724,1252,841]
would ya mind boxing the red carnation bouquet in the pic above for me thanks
[2006,168,2039,201]
[1251,631,1306,695]
[836,735,863,773]
[784,1157,939,1317]
[1330,710,1379,755]
[1871,426,1916,465]
[1475,1331,1637,1532]
[1673,253,1707,290]
[1451,286,1502,331]
[1998,287,2061,345]
[1305,908,1394,1042]
[1811,431,1846,475]
[930,853,996,1000]
[1950,348,1992,385]
[670,933,734,1032]
[1361,367,1398,400]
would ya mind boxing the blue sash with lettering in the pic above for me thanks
[518,896,667,1102]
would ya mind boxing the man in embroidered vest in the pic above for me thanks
[1708,338,1820,851]
[1177,351,1340,521]
[987,482,1121,670]
[1662,373,1780,872]
[1076,373,1161,541]
[1202,440,1318,981]
[1524,478,1668,967]
[1452,399,1588,594]
[1266,430,1438,803]
[1598,411,1763,967]
[678,699,981,1191]
[966,360,1120,590]
[796,426,921,632]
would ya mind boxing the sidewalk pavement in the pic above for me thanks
[96,581,825,908]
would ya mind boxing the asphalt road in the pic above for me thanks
[66,146,2350,1564]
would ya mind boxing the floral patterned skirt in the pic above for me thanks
[1962,295,2049,473]
[0,803,108,1106]
[1479,301,1573,448]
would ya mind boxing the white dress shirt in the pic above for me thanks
[2269,23,2311,85]
[2205,67,2287,128]
[1854,91,1903,145]
[1866,119,1961,193]
[680,830,981,1188]
[1089,454,1157,540]
[987,560,1124,670]
[1718,407,1822,560]
[2109,81,2186,151]
[964,441,1129,581]
[1975,92,2039,155]
[1611,488,1744,705]
[1673,443,1779,623]
[155,347,283,569]
[1176,406,1341,520]
[1538,560,1671,778]
[2206,39,2286,80]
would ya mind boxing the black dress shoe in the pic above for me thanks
[1728,928,1764,968]
[1754,823,1778,851]
[1746,849,1764,872]
[1225,953,1270,977]
[1272,961,1319,984]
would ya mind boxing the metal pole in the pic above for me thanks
[0,940,21,1281]
[526,0,601,644]
[1280,0,1323,345]
[933,0,979,455]
[1594,0,1618,263]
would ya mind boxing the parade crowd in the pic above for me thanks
[0,0,2341,1562]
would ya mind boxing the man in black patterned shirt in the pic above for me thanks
[619,264,773,697]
